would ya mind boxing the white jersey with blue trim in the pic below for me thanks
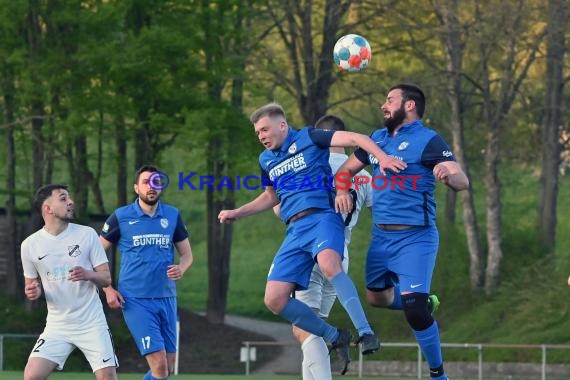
[329,152,373,249]
[20,223,109,330]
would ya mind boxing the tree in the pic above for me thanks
[538,0,567,254]
[259,0,354,124]
[433,0,484,290]
[191,0,260,324]
[471,1,546,294]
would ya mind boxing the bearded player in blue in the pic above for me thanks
[218,102,406,374]
[335,84,469,380]
[100,165,194,380]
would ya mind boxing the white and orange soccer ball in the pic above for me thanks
[333,34,372,72]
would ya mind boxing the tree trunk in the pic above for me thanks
[484,124,503,294]
[205,147,234,324]
[27,0,45,191]
[538,0,566,254]
[70,135,90,221]
[276,0,350,124]
[115,116,128,207]
[2,67,22,299]
[437,0,483,289]
[134,124,153,168]
[90,110,107,214]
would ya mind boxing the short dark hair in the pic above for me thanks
[314,115,347,131]
[34,184,69,213]
[389,83,426,118]
[250,102,286,125]
[134,164,159,184]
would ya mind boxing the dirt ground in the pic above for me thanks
[110,308,282,375]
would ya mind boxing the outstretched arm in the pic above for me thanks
[218,187,279,223]
[330,131,406,174]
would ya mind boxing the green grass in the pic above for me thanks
[0,372,481,380]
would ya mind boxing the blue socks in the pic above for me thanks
[279,298,339,343]
[143,370,168,380]
[330,271,373,336]
[413,322,444,376]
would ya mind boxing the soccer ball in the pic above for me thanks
[333,34,372,72]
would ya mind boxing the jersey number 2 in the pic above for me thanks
[33,338,46,352]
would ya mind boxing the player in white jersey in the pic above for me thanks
[273,115,373,379]
[20,184,117,380]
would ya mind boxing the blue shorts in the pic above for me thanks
[365,225,438,294]
[268,209,345,291]
[122,297,177,356]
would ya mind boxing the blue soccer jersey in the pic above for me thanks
[101,200,188,298]
[260,127,336,223]
[354,120,455,226]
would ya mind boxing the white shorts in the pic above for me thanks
[29,324,118,372]
[295,247,349,318]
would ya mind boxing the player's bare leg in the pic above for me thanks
[94,366,117,380]
[366,287,395,307]
[145,350,169,378]
[24,357,57,380]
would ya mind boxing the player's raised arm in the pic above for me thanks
[330,131,406,175]
[218,186,279,223]
[334,154,368,214]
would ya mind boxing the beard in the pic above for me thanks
[139,191,161,206]
[384,103,406,134]
[56,209,74,222]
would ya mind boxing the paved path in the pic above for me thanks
[224,314,302,375]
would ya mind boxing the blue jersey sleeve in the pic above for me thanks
[100,212,120,243]
[421,135,456,169]
[259,164,273,187]
[354,148,371,165]
[173,212,189,243]
[307,128,335,148]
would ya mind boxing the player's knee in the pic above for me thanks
[147,354,169,378]
[316,250,343,279]
[264,293,285,314]
[366,288,394,307]
[95,368,117,380]
[402,293,434,331]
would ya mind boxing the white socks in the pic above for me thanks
[301,334,332,380]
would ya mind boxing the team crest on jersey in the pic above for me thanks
[288,143,297,154]
[398,141,409,151]
[102,223,109,233]
[160,218,169,228]
[68,244,81,257]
